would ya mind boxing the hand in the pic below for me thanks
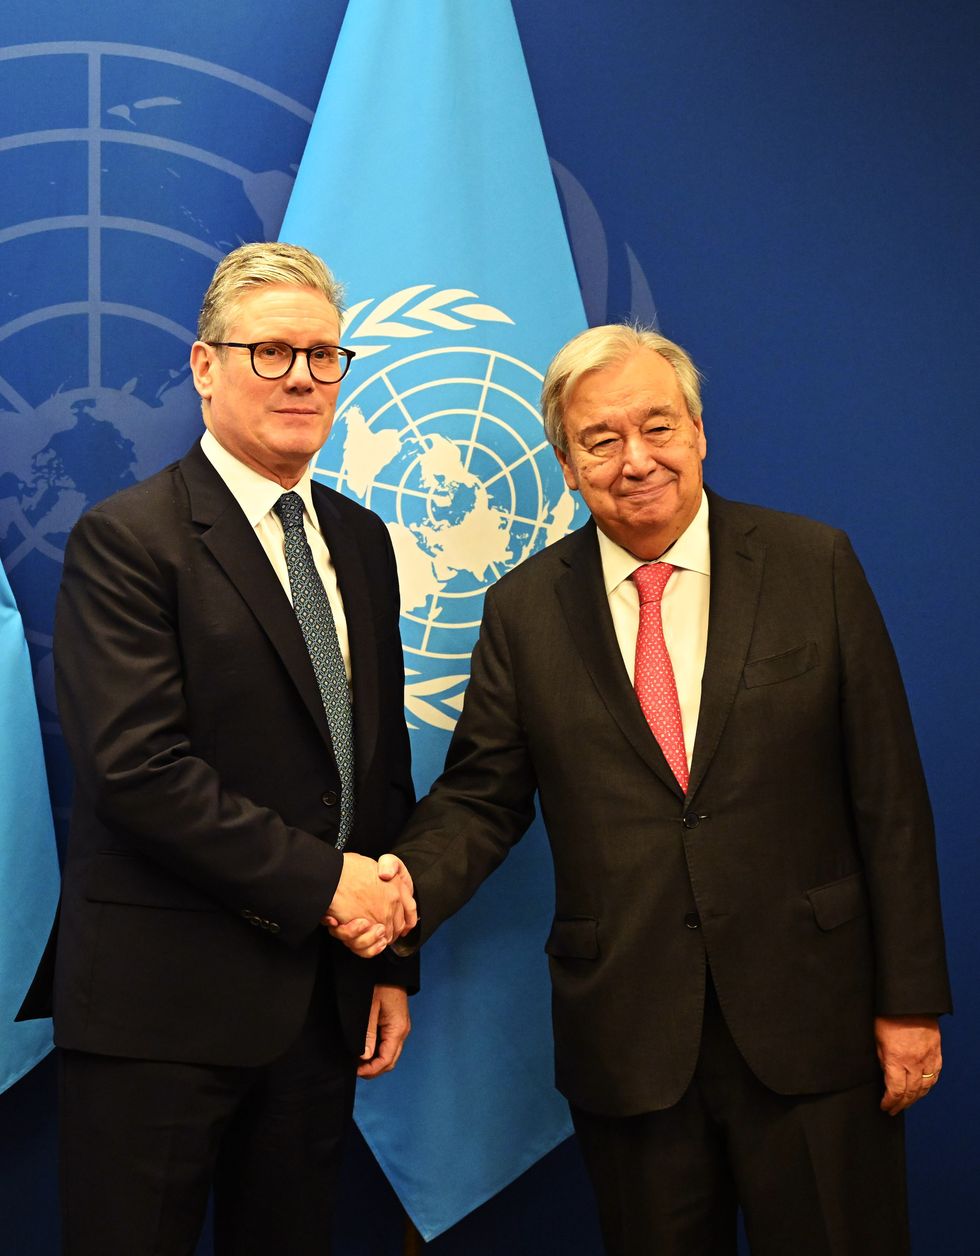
[322,853,416,948]
[357,984,411,1079]
[875,1015,943,1115]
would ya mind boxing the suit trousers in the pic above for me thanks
[571,975,909,1256]
[58,967,357,1256]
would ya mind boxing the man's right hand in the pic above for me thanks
[322,853,417,954]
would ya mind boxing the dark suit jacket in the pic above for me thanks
[396,490,950,1117]
[21,440,416,1067]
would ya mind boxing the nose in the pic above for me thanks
[283,350,315,389]
[620,431,658,478]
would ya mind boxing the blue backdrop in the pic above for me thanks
[1,1,976,1251]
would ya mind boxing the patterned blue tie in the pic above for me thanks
[274,491,355,849]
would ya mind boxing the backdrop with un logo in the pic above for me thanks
[1,2,977,1254]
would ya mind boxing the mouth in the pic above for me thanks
[618,479,674,501]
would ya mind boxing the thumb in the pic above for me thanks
[378,853,407,883]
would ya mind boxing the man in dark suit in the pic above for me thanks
[19,242,418,1255]
[338,325,950,1254]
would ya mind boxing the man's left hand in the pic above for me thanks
[875,1015,942,1115]
[357,984,411,1079]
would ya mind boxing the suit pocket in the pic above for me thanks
[743,640,818,688]
[544,917,599,960]
[805,872,867,931]
[85,851,219,912]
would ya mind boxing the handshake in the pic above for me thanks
[321,852,417,957]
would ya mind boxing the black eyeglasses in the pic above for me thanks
[207,340,356,384]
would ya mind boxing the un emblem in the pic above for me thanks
[313,287,580,731]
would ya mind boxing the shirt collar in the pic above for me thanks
[596,490,711,596]
[201,429,319,531]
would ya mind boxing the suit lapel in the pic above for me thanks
[556,520,684,799]
[180,443,334,747]
[687,493,765,799]
[313,487,380,792]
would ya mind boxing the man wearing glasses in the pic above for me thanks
[22,242,418,1254]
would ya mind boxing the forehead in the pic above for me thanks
[566,349,687,423]
[226,283,340,339]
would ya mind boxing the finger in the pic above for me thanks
[880,1065,909,1115]
[357,1031,393,1078]
[387,891,407,940]
[363,1023,403,1077]
[377,853,405,882]
[881,1090,906,1115]
[883,1071,929,1114]
[329,918,379,943]
[357,1054,388,1078]
[385,1029,407,1072]
[361,995,380,1062]
[330,917,372,937]
[329,919,387,957]
[389,882,417,935]
[374,1033,398,1073]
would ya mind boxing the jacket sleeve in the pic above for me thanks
[394,588,538,946]
[834,531,952,1015]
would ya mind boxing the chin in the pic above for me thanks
[271,436,321,460]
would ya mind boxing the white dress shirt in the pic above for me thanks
[596,491,711,768]
[201,429,351,679]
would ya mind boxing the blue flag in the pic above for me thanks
[0,562,59,1094]
[281,0,587,1238]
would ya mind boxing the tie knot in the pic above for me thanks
[631,562,675,605]
[274,491,305,531]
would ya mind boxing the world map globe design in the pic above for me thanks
[0,39,315,807]
[0,41,313,585]
[315,346,580,669]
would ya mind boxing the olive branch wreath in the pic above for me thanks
[340,284,513,358]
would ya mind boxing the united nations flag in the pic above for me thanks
[281,0,587,1238]
[0,562,58,1094]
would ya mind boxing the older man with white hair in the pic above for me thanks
[340,323,950,1255]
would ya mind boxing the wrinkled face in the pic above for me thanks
[190,283,342,486]
[555,349,707,559]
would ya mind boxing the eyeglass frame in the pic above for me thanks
[205,340,357,384]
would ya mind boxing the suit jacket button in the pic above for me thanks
[682,813,701,829]
[684,912,701,929]
[321,790,338,806]
[268,923,281,936]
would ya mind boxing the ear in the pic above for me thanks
[692,414,707,461]
[190,341,216,400]
[553,445,580,491]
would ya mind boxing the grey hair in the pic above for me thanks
[197,241,345,343]
[541,324,703,452]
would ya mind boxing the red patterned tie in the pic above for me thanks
[631,563,689,792]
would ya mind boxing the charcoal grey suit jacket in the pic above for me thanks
[396,490,950,1116]
[22,440,416,1066]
